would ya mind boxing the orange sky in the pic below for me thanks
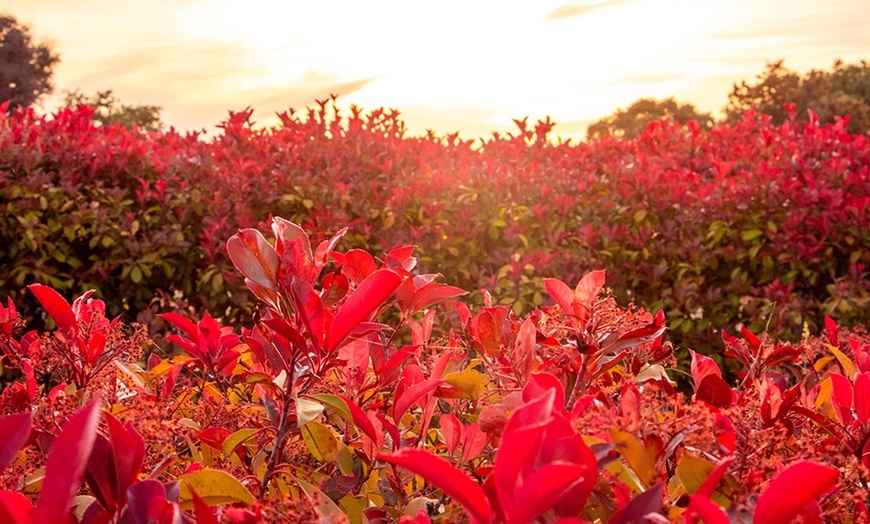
[6,0,870,141]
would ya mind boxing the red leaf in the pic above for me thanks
[313,227,348,272]
[460,423,487,463]
[512,318,537,384]
[856,372,870,424]
[393,379,443,424]
[28,284,77,338]
[159,312,198,339]
[335,394,378,444]
[0,491,32,523]
[226,228,280,291]
[740,326,761,352]
[271,218,313,284]
[440,413,462,456]
[607,483,663,524]
[338,249,378,285]
[105,412,146,491]
[510,462,589,524]
[713,414,736,454]
[824,316,839,347]
[0,412,32,474]
[830,372,854,425]
[695,375,733,409]
[34,397,102,522]
[290,280,325,351]
[684,494,729,524]
[696,456,734,497]
[379,449,491,524]
[573,269,605,319]
[326,269,403,352]
[410,283,468,313]
[690,350,722,390]
[196,427,232,451]
[189,484,220,524]
[544,278,574,315]
[753,461,839,524]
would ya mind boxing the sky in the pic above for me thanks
[4,0,870,141]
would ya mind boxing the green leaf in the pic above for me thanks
[741,229,763,241]
[309,393,353,422]
[177,469,254,509]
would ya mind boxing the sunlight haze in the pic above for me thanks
[5,0,870,140]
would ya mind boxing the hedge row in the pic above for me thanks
[1,100,868,352]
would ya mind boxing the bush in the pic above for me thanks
[1,217,869,522]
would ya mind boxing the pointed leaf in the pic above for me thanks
[440,413,462,456]
[855,372,870,424]
[510,462,588,524]
[393,379,443,424]
[0,491,32,523]
[695,374,733,409]
[176,469,254,509]
[689,350,721,390]
[684,494,729,524]
[380,449,490,524]
[35,397,102,522]
[226,228,280,291]
[0,412,32,474]
[607,483,663,524]
[327,269,403,351]
[28,284,77,337]
[544,278,574,315]
[573,269,605,320]
[753,461,838,524]
[332,394,378,444]
[301,421,339,462]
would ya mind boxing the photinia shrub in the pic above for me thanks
[1,217,869,522]
[1,100,868,357]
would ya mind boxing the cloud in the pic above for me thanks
[546,0,624,21]
[257,75,375,111]
[613,72,685,85]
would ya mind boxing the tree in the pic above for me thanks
[63,89,164,132]
[586,97,714,140]
[725,59,870,133]
[0,14,59,111]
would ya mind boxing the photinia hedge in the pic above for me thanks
[1,99,868,355]
[0,217,869,522]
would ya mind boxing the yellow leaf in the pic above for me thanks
[676,454,714,494]
[301,420,339,462]
[443,368,490,400]
[177,469,254,509]
[608,428,661,489]
[297,478,345,520]
[826,344,857,379]
[222,428,259,458]
[814,355,837,373]
[814,376,835,420]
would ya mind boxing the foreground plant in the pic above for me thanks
[0,217,868,522]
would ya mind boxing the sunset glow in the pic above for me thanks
[7,0,870,140]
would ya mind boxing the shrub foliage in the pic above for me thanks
[0,217,868,522]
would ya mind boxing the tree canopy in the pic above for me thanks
[63,89,164,132]
[725,59,870,133]
[586,97,714,140]
[0,14,59,111]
